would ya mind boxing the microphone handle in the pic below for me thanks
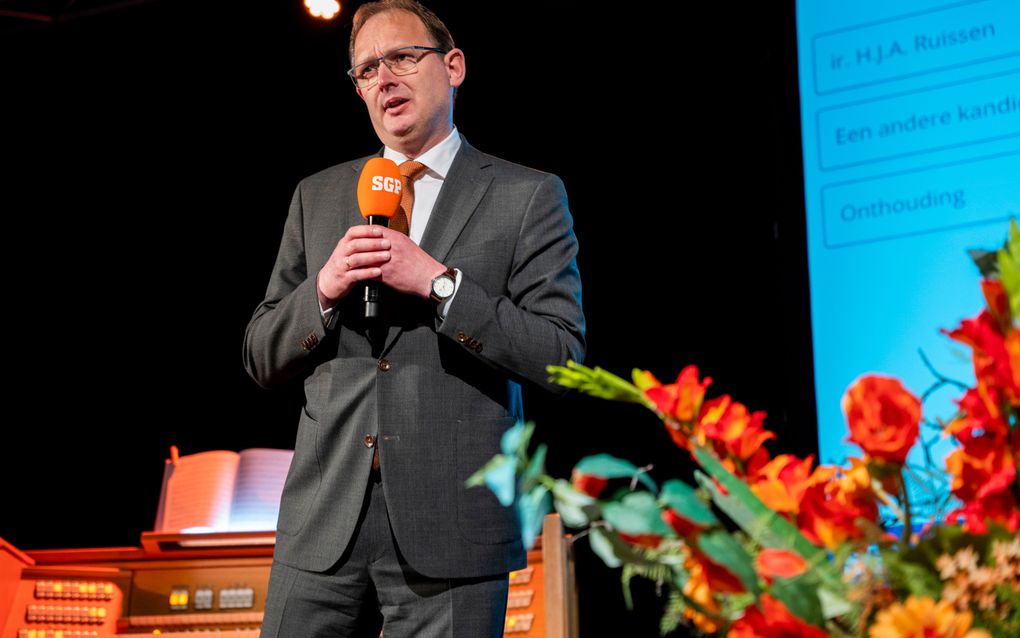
[363,216,390,319]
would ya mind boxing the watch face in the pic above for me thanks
[433,275,455,298]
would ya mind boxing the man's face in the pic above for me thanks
[353,10,465,157]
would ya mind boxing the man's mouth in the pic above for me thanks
[384,97,409,112]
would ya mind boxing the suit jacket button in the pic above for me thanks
[363,435,376,448]
[457,331,468,343]
[378,358,391,371]
[474,343,483,353]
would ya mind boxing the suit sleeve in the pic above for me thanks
[437,173,585,394]
[242,182,329,389]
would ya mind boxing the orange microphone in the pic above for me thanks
[356,158,403,319]
[357,157,403,226]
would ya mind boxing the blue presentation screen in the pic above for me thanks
[795,0,1019,516]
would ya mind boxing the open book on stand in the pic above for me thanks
[153,446,293,534]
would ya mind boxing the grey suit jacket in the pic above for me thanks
[243,137,585,579]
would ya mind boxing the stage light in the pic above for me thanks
[305,0,340,20]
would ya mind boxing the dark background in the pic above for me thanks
[0,1,816,635]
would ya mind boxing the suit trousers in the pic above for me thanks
[260,471,510,638]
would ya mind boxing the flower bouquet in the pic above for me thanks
[469,223,1020,636]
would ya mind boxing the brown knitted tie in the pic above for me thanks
[390,160,428,235]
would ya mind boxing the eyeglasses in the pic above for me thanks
[347,45,447,89]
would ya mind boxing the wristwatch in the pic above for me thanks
[430,267,457,303]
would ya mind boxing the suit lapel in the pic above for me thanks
[419,138,493,263]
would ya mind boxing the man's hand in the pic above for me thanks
[317,226,389,310]
[375,227,447,299]
[317,225,447,310]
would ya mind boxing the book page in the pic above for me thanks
[228,448,294,532]
[161,450,239,533]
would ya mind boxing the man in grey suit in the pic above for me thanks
[243,1,584,636]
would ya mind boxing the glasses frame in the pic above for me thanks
[347,45,448,90]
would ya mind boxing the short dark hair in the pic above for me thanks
[349,0,455,65]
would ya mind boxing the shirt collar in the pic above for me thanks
[382,127,461,180]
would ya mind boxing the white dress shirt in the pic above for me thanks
[320,127,463,326]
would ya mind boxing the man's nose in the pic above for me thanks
[376,60,398,88]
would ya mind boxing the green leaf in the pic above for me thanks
[550,478,596,528]
[574,453,658,493]
[621,561,674,613]
[660,590,686,636]
[546,360,647,403]
[466,453,510,489]
[522,443,548,489]
[517,485,551,550]
[691,447,849,600]
[603,491,671,536]
[696,530,760,595]
[500,420,534,457]
[658,479,718,527]
[881,549,943,599]
[818,586,855,620]
[999,218,1020,320]
[590,527,622,568]
[484,457,517,506]
[771,575,825,628]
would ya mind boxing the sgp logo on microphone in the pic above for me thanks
[371,176,402,195]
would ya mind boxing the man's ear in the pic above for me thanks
[445,48,466,89]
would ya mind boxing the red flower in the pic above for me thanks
[755,548,807,582]
[687,549,745,594]
[661,508,706,537]
[642,365,712,423]
[617,532,662,549]
[727,594,828,638]
[947,491,1020,534]
[570,468,609,498]
[945,307,1020,407]
[945,435,1017,532]
[946,385,1010,446]
[843,375,920,465]
[697,395,774,470]
[797,461,878,548]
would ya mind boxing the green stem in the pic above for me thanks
[899,468,912,547]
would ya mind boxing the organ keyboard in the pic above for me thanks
[1,516,576,637]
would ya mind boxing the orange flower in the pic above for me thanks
[682,548,746,593]
[755,548,807,582]
[868,595,991,638]
[642,365,712,423]
[678,548,747,634]
[797,460,878,548]
[843,375,920,465]
[750,454,816,514]
[697,395,775,470]
[727,594,828,638]
[981,278,1011,331]
[681,555,723,634]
